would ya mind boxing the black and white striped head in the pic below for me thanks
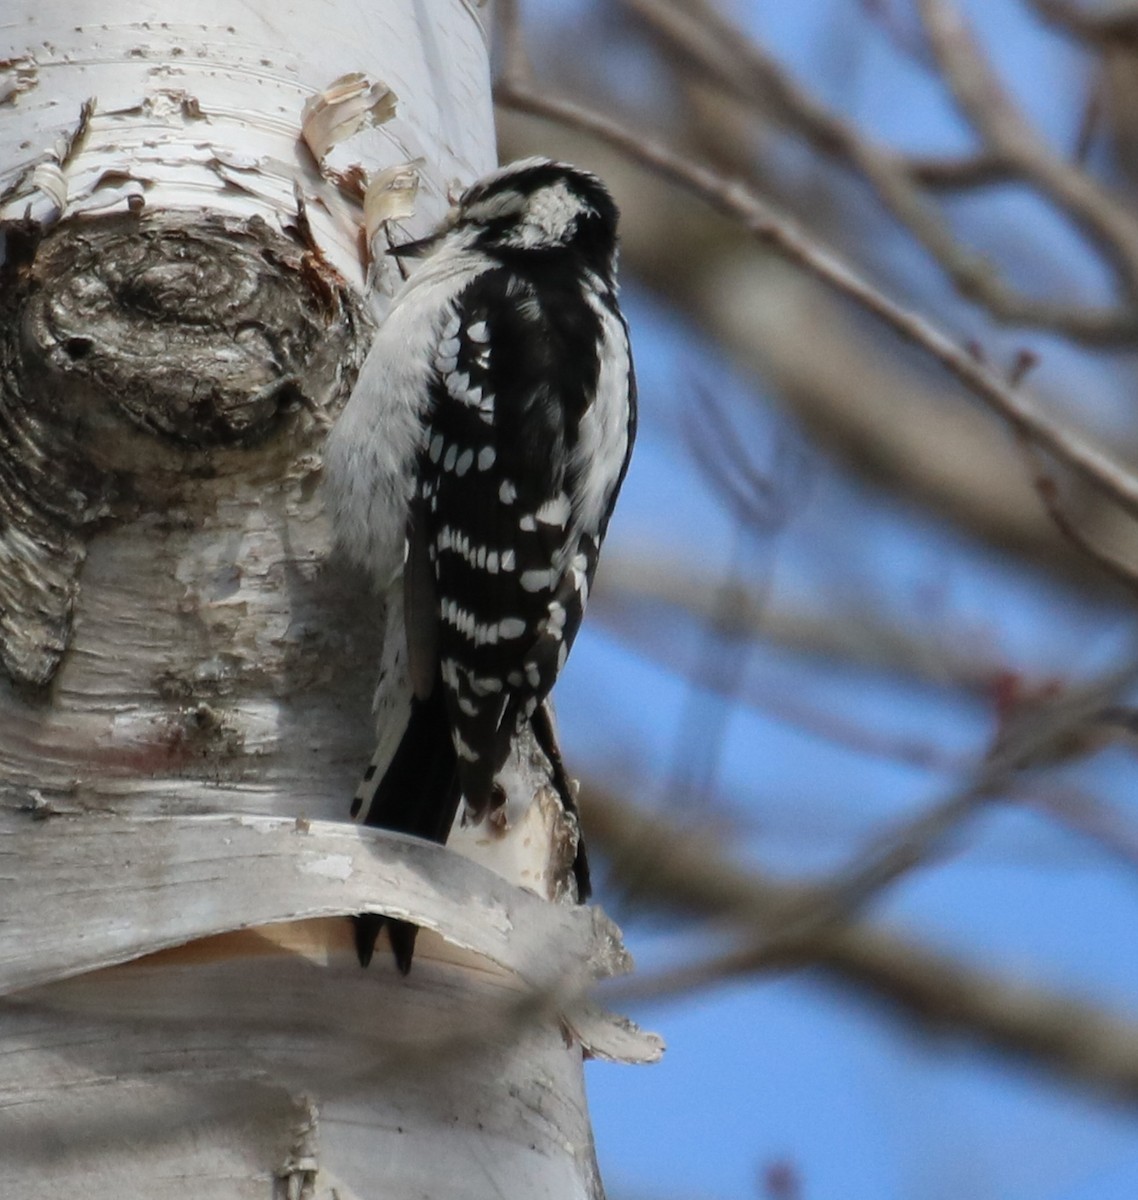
[452,158,620,272]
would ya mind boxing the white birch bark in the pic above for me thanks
[0,4,660,1196]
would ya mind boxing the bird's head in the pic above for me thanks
[392,158,620,273]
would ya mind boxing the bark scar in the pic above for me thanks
[0,210,369,687]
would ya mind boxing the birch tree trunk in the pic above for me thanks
[0,4,660,1196]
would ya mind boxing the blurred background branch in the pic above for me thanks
[585,787,1138,1104]
[490,1,1138,1194]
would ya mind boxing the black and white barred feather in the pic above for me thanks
[324,158,636,971]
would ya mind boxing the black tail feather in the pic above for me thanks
[363,684,461,843]
[355,683,460,970]
[355,690,592,970]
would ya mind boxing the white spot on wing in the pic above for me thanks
[447,371,472,401]
[521,568,551,592]
[536,492,571,527]
[453,729,480,762]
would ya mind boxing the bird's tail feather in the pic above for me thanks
[353,682,460,972]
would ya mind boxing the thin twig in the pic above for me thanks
[1013,780,1138,875]
[684,384,809,532]
[590,661,1138,1006]
[906,150,1015,189]
[781,660,1138,936]
[1020,434,1138,591]
[1074,70,1106,167]
[602,655,1137,968]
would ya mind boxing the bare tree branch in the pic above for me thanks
[625,0,1138,340]
[814,661,1138,916]
[1015,779,1138,874]
[501,0,1138,1117]
[906,150,1017,188]
[494,0,1138,522]
[1021,434,1138,591]
[920,0,1138,296]
[585,788,1138,1104]
[1028,0,1138,45]
[594,553,1029,695]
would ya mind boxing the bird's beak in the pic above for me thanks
[386,231,444,259]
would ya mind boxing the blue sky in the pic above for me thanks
[537,1,1138,1196]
